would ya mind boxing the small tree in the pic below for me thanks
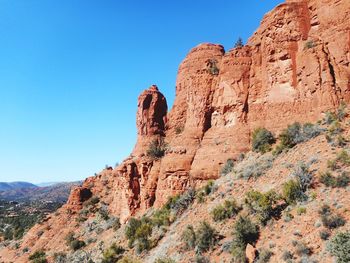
[196,221,219,253]
[252,128,276,153]
[234,37,244,48]
[231,216,260,262]
[181,225,196,250]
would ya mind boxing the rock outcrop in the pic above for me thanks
[1,0,350,261]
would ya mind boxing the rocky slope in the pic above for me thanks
[1,0,350,262]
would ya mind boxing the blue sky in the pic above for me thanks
[0,0,283,184]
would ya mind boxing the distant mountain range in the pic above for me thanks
[0,182,37,191]
[0,181,81,203]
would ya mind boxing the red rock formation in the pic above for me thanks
[55,0,350,216]
[133,85,168,156]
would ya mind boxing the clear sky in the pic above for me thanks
[0,0,283,184]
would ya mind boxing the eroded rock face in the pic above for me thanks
[133,85,168,156]
[66,187,92,211]
[50,0,350,218]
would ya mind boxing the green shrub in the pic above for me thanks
[113,217,121,231]
[256,249,273,263]
[305,40,316,49]
[221,159,234,176]
[196,221,219,253]
[211,199,240,222]
[99,207,110,220]
[275,122,322,155]
[29,250,47,263]
[336,150,350,165]
[204,180,215,195]
[125,217,153,253]
[320,171,350,188]
[245,190,280,225]
[118,257,141,263]
[320,171,337,187]
[319,205,346,229]
[319,230,330,240]
[64,232,86,251]
[175,125,184,135]
[70,240,86,251]
[336,172,350,187]
[282,250,293,261]
[297,207,306,215]
[291,162,313,191]
[207,59,219,75]
[53,252,66,262]
[231,216,259,262]
[328,231,350,263]
[84,196,100,207]
[252,128,276,153]
[295,241,311,256]
[125,218,142,246]
[325,111,337,125]
[194,255,210,263]
[154,257,176,263]
[147,138,167,159]
[135,222,153,253]
[282,180,304,205]
[181,225,196,250]
[168,188,196,214]
[102,243,125,263]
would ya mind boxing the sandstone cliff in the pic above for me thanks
[1,0,349,262]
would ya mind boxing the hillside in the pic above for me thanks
[0,182,37,192]
[0,182,81,203]
[1,0,350,262]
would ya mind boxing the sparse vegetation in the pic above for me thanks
[175,125,184,135]
[196,221,219,253]
[282,250,293,262]
[273,122,322,155]
[147,138,167,159]
[319,205,346,229]
[125,217,152,253]
[236,154,274,180]
[196,180,216,202]
[252,128,276,154]
[255,249,273,263]
[305,40,316,49]
[295,241,311,256]
[211,199,240,221]
[231,216,260,262]
[181,225,196,250]
[297,207,306,215]
[319,230,330,240]
[65,232,86,251]
[320,171,350,188]
[102,243,125,263]
[221,159,234,176]
[282,179,304,204]
[328,231,350,263]
[291,162,313,191]
[245,190,280,225]
[29,250,47,263]
[154,257,176,263]
[206,59,219,75]
[181,221,218,253]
